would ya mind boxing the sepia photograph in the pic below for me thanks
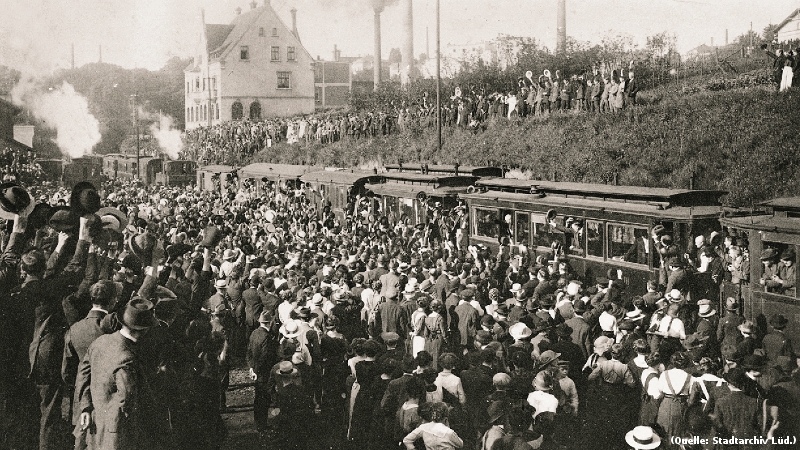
[0,0,799,449]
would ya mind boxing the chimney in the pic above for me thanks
[400,0,414,85]
[250,1,257,9]
[235,6,242,15]
[725,29,728,45]
[557,0,567,54]
[710,37,714,46]
[71,43,75,69]
[98,45,102,63]
[372,0,384,90]
[290,8,299,40]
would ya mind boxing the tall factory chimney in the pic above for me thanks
[725,29,729,45]
[401,0,414,85]
[372,0,384,90]
[71,43,75,69]
[557,0,566,54]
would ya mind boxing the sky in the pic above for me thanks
[0,0,797,73]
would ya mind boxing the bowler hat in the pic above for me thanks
[70,182,101,216]
[200,226,222,248]
[0,182,35,220]
[121,298,158,330]
[740,354,766,370]
[166,243,193,261]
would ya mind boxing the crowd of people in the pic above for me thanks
[180,67,642,166]
[0,172,797,450]
[765,46,800,92]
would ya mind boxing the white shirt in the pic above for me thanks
[527,390,558,418]
[599,311,617,333]
[657,315,686,340]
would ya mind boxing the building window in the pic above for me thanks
[202,78,206,91]
[240,46,250,60]
[271,46,280,61]
[216,104,220,120]
[272,27,278,36]
[186,82,189,94]
[249,101,262,120]
[259,27,265,36]
[287,46,296,61]
[277,71,291,89]
[195,78,200,90]
[232,101,243,120]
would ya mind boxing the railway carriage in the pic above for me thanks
[365,172,477,226]
[384,163,504,178]
[462,178,726,295]
[300,170,383,223]
[720,197,800,347]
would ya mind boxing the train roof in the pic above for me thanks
[381,172,478,187]
[461,190,723,220]
[475,178,726,207]
[365,182,469,198]
[198,164,237,173]
[300,169,382,185]
[240,163,321,180]
[384,163,503,177]
[760,197,800,212]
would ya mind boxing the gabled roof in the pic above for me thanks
[775,8,800,32]
[206,24,235,53]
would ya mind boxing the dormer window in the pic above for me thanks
[272,28,278,37]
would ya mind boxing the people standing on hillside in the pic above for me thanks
[626,71,640,106]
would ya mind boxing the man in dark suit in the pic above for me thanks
[248,310,279,434]
[63,280,116,434]
[461,349,497,445]
[380,358,416,416]
[455,290,480,352]
[625,71,639,106]
[565,300,592,359]
[375,291,408,339]
[76,298,161,450]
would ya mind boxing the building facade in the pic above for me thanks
[314,60,351,109]
[184,1,315,130]
[775,8,800,43]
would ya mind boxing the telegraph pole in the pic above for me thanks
[436,0,442,151]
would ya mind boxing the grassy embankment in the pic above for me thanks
[252,79,800,207]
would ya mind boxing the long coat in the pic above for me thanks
[76,331,157,450]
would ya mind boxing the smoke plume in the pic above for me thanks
[149,115,183,160]
[11,79,101,158]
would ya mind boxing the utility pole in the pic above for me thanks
[436,0,441,151]
[130,94,140,178]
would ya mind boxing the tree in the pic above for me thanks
[762,24,779,43]
[388,48,402,64]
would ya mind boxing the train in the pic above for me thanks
[198,162,799,347]
[102,154,197,186]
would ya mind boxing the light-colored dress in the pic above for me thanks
[411,309,427,357]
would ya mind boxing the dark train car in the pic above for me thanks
[384,163,504,178]
[720,197,800,347]
[240,163,321,190]
[157,160,197,187]
[37,158,63,182]
[462,178,726,295]
[365,173,478,225]
[102,154,154,182]
[103,154,195,186]
[63,156,104,188]
[300,170,384,222]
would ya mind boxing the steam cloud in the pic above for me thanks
[149,115,183,160]
[11,79,101,159]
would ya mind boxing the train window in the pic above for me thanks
[609,223,649,266]
[399,198,415,225]
[533,215,566,250]
[759,242,797,298]
[515,212,530,246]
[474,208,498,238]
[585,220,605,258]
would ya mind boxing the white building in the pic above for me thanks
[184,1,315,130]
[775,8,800,43]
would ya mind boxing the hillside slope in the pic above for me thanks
[252,85,800,206]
